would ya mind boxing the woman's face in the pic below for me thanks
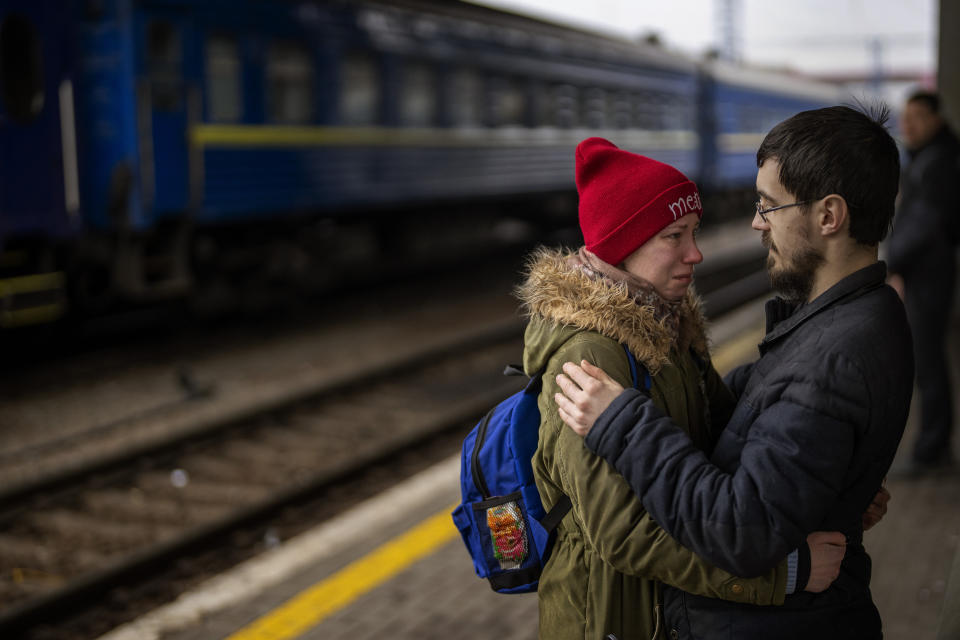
[621,214,703,301]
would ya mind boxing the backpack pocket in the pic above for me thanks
[475,493,530,571]
[470,492,545,592]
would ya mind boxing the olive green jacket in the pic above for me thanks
[516,249,788,640]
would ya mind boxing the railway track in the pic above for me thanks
[0,326,526,636]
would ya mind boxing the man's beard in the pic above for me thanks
[762,230,824,302]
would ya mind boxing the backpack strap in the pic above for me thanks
[688,347,707,374]
[622,344,651,390]
[540,493,572,532]
[503,364,525,376]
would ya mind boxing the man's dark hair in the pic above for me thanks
[756,104,900,246]
[907,90,940,114]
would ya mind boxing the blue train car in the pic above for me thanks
[1,0,707,324]
[0,0,849,327]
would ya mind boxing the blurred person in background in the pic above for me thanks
[553,106,911,639]
[887,90,960,475]
[519,137,848,640]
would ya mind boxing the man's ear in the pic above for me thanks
[818,194,849,237]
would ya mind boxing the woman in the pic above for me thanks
[517,138,798,639]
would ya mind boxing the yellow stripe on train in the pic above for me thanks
[0,272,67,328]
[191,124,699,151]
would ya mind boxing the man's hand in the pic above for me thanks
[554,360,625,436]
[887,273,905,301]
[804,531,846,593]
[862,485,890,531]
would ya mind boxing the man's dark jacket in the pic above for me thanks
[887,125,960,279]
[584,262,913,639]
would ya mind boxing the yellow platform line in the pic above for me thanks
[226,505,459,640]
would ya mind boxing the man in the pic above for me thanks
[553,106,913,639]
[887,90,959,475]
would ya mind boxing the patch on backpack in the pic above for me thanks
[486,501,528,569]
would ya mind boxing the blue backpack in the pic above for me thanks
[452,345,648,593]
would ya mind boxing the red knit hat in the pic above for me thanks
[576,137,703,265]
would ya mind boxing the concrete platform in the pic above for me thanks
[95,317,960,640]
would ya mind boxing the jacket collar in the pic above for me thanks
[760,261,888,354]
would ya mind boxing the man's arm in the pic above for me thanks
[724,362,755,400]
[556,357,865,578]
[702,359,736,452]
[541,338,791,604]
[557,420,791,604]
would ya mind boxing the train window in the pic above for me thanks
[531,82,554,128]
[340,52,379,125]
[266,41,314,124]
[582,88,608,129]
[660,94,681,129]
[535,86,557,128]
[488,77,524,127]
[147,21,182,112]
[399,62,436,127]
[0,13,44,123]
[611,91,631,129]
[654,92,686,129]
[552,84,578,129]
[633,91,660,129]
[751,106,775,133]
[449,68,481,127]
[205,35,242,123]
[761,108,781,132]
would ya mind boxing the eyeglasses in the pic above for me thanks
[754,200,814,224]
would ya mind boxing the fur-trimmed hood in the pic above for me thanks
[516,247,710,375]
